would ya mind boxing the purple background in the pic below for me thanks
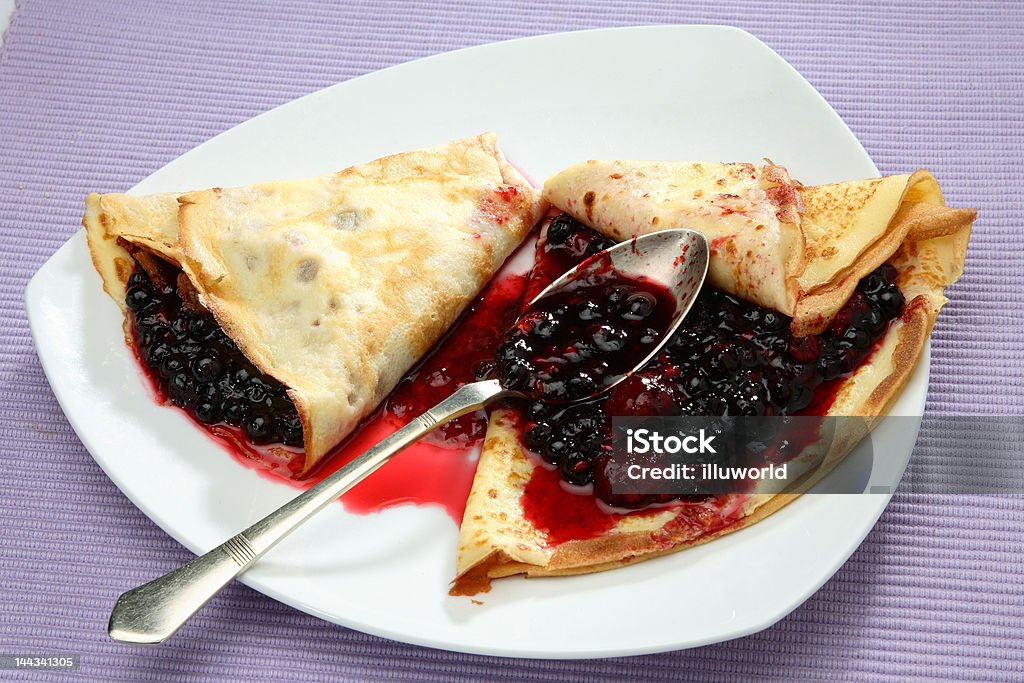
[2,1,1022,680]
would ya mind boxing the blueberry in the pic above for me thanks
[576,301,603,322]
[187,317,210,340]
[280,414,303,446]
[587,237,616,255]
[841,327,871,351]
[701,393,730,417]
[782,362,814,384]
[707,344,740,376]
[473,359,497,380]
[546,215,576,245]
[639,327,661,345]
[168,372,194,407]
[622,292,656,320]
[861,273,886,296]
[729,380,769,417]
[532,315,560,338]
[496,339,529,363]
[524,422,552,452]
[593,325,627,352]
[145,343,172,367]
[575,430,606,455]
[571,405,606,432]
[232,366,253,386]
[154,325,178,346]
[758,334,790,357]
[606,286,631,305]
[192,401,222,424]
[160,354,186,379]
[863,309,885,334]
[177,342,202,359]
[245,383,268,404]
[788,336,821,363]
[563,340,597,363]
[758,310,789,333]
[555,417,588,443]
[542,438,569,464]
[817,355,843,381]
[678,368,710,397]
[192,354,223,383]
[135,312,162,330]
[736,341,759,369]
[566,374,597,399]
[876,285,905,318]
[171,317,191,338]
[498,359,534,392]
[560,454,594,486]
[207,327,230,346]
[667,328,701,354]
[223,396,249,426]
[194,382,221,403]
[125,286,151,312]
[539,379,567,400]
[244,413,276,444]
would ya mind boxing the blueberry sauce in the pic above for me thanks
[125,259,304,449]
[522,214,618,301]
[495,267,677,403]
[386,272,529,446]
[515,214,906,510]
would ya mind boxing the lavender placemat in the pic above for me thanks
[1,1,1022,680]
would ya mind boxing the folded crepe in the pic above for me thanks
[85,133,542,474]
[450,163,973,595]
[543,160,974,335]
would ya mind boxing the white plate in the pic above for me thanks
[25,26,925,658]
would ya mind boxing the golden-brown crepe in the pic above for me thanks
[84,133,542,474]
[543,160,974,335]
[450,165,973,596]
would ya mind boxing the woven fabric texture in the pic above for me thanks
[1,1,1021,681]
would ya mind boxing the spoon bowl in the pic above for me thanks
[107,228,710,644]
[512,228,710,402]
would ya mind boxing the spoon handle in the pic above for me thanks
[108,378,508,644]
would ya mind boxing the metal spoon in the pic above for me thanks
[107,228,710,644]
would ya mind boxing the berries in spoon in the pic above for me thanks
[495,260,679,403]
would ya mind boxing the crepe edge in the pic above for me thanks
[791,170,975,336]
[83,191,184,337]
